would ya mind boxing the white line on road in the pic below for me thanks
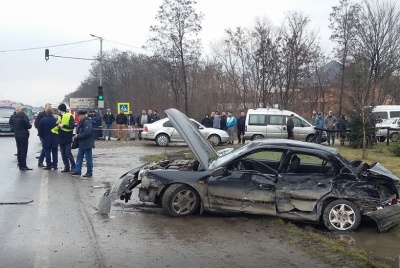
[34,171,50,268]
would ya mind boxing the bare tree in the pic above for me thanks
[329,0,360,114]
[146,0,203,115]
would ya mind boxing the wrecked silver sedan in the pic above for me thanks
[99,108,400,232]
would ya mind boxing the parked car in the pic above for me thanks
[375,117,400,142]
[0,107,15,136]
[141,117,229,146]
[244,108,326,142]
[99,108,400,232]
[372,105,400,120]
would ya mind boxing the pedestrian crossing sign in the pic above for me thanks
[117,103,130,114]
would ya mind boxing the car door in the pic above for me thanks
[207,171,276,215]
[207,148,285,215]
[275,151,335,213]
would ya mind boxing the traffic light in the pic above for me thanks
[45,49,49,61]
[98,86,104,100]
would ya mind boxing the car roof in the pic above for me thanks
[254,139,339,154]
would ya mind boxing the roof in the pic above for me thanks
[254,139,339,154]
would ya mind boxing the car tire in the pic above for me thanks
[306,134,315,142]
[162,184,200,217]
[322,199,361,232]
[155,133,170,147]
[252,134,264,140]
[207,134,221,146]
[390,132,399,142]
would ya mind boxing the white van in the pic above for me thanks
[372,105,400,120]
[244,108,317,141]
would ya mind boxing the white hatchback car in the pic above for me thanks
[141,118,229,146]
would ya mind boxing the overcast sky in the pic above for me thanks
[0,0,338,107]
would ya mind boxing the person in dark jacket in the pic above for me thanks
[201,114,213,128]
[11,107,33,170]
[9,107,20,133]
[70,110,94,178]
[236,111,246,144]
[152,110,160,122]
[89,110,102,140]
[286,114,295,140]
[56,104,76,172]
[337,114,348,146]
[102,108,115,140]
[34,103,52,166]
[127,110,136,140]
[116,110,128,140]
[38,109,58,170]
[220,112,227,131]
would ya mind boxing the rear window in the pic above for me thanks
[248,115,266,125]
[163,120,173,127]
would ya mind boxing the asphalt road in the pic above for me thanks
[0,132,344,268]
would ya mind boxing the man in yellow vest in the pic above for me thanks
[56,104,76,172]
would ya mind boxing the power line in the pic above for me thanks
[0,39,97,53]
[50,55,94,61]
[103,38,150,52]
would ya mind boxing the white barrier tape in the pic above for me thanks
[93,127,144,131]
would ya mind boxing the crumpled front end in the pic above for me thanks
[97,165,145,215]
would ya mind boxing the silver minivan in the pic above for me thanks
[244,108,317,141]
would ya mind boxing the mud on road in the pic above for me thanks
[74,140,394,268]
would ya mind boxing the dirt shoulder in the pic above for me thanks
[75,140,389,268]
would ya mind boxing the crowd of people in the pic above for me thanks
[9,103,95,177]
[308,110,348,146]
[100,108,160,141]
[201,111,246,144]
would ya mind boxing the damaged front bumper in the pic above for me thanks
[369,203,400,232]
[97,165,145,215]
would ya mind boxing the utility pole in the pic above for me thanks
[90,34,104,113]
[90,34,103,86]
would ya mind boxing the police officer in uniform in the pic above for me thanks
[53,104,76,172]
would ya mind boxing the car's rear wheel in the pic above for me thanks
[252,134,264,140]
[162,184,200,217]
[155,133,170,146]
[390,132,399,142]
[207,134,221,146]
[322,199,361,232]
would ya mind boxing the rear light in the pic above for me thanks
[379,195,397,209]
[245,125,247,132]
[144,125,148,132]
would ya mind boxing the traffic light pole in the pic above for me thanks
[91,34,104,113]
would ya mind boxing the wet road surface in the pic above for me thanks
[1,132,399,267]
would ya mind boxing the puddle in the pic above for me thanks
[336,223,400,267]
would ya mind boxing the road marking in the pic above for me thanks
[34,171,50,268]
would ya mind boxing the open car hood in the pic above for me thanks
[165,108,216,170]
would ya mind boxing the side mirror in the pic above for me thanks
[212,167,225,177]
[199,126,204,130]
